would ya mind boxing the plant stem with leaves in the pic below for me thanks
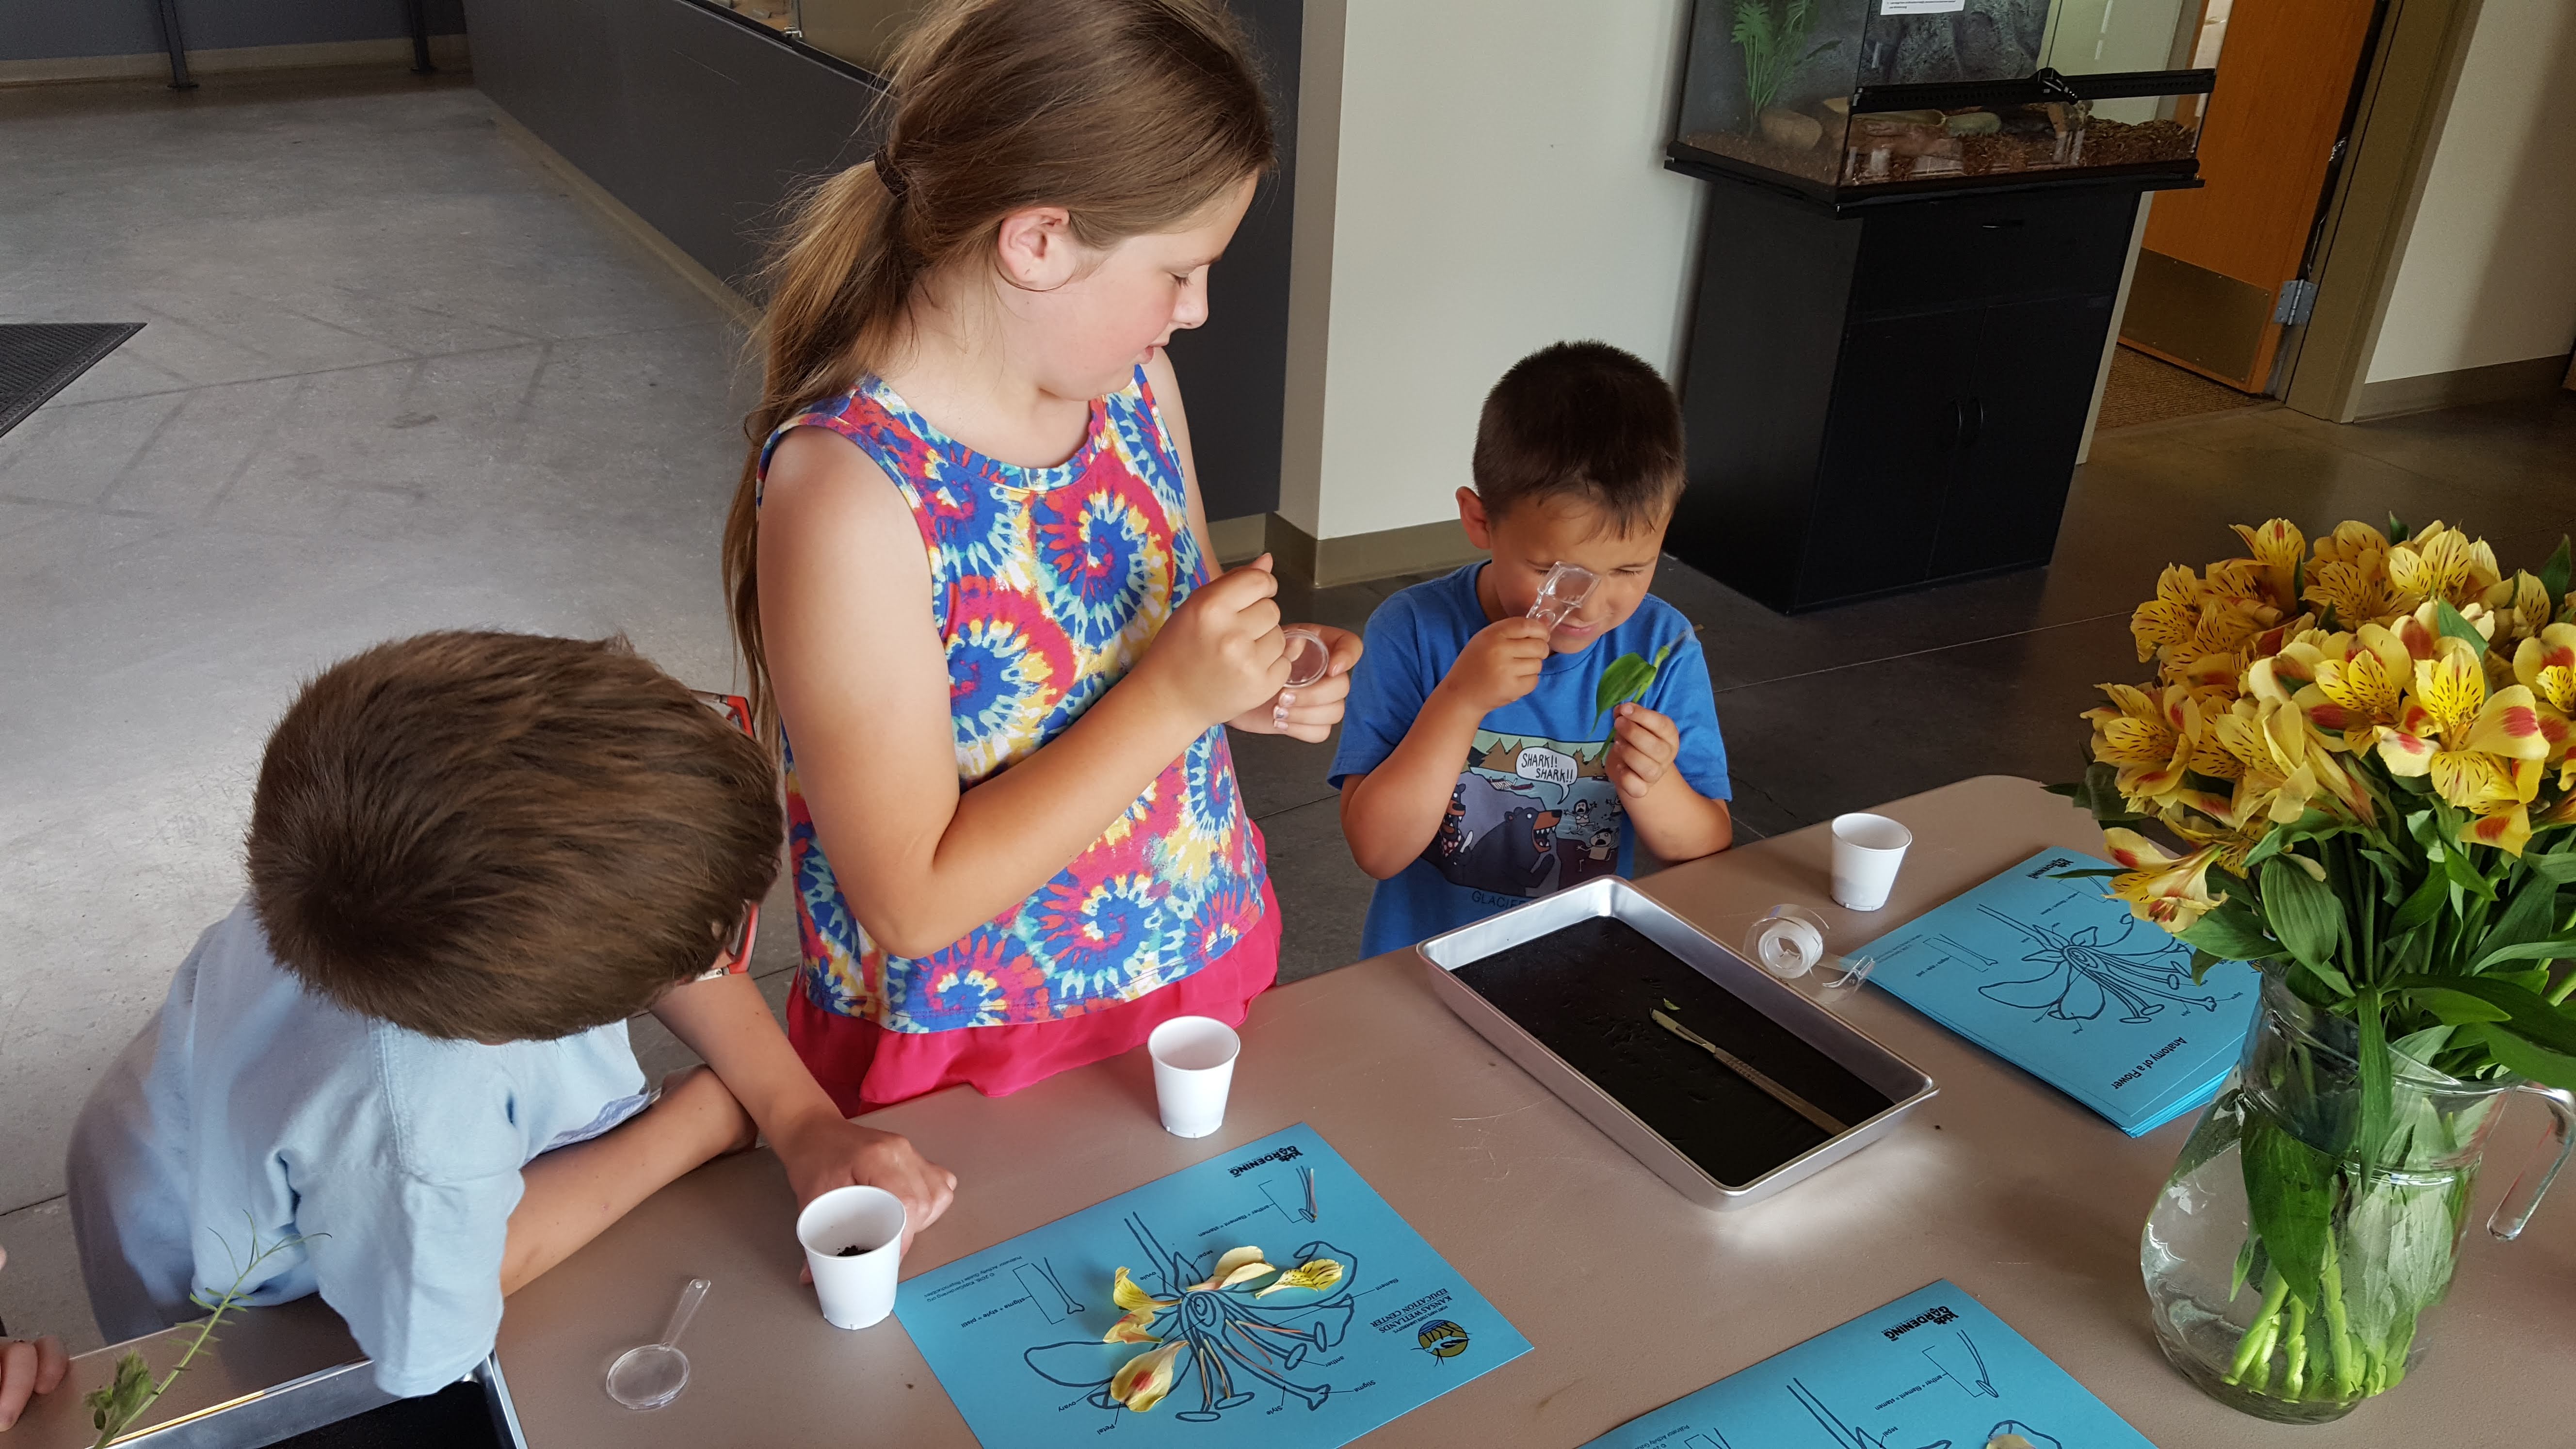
[1730,0,1840,125]
[86,1227,307,1448]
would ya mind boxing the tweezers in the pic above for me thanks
[1651,1009,1849,1136]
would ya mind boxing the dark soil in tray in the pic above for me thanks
[1454,917,1895,1187]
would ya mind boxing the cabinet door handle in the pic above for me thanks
[1947,400,1966,450]
[1961,397,1984,449]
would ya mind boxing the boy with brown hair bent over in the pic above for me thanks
[67,631,953,1397]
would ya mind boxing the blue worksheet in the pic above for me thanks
[895,1124,1530,1449]
[1580,1281,2157,1449]
[1855,849,2261,1135]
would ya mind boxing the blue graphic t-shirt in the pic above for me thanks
[1330,563,1731,958]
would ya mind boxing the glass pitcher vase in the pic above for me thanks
[2141,974,2576,1423]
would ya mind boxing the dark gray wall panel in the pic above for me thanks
[466,0,884,289]
[1,0,465,62]
[1158,0,1298,519]
[467,0,1294,518]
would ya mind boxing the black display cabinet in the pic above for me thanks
[1660,0,2222,612]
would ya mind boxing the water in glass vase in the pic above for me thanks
[2141,975,2576,1424]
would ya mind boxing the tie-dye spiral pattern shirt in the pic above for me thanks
[757,369,1267,1033]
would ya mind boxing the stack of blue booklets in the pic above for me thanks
[1579,1280,2157,1448]
[1855,848,2262,1136]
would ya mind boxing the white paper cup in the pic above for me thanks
[1147,1015,1240,1139]
[1830,813,1913,912]
[797,1185,906,1330]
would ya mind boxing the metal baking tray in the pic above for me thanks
[1418,876,1936,1210]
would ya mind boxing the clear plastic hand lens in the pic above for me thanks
[606,1277,708,1411]
[1527,563,1600,629]
[1280,627,1330,689]
[1272,627,1329,730]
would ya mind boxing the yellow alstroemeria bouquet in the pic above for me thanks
[2052,516,2576,1419]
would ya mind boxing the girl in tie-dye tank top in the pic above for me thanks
[721,0,1359,1116]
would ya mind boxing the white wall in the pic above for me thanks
[1278,0,1708,541]
[2366,0,2576,384]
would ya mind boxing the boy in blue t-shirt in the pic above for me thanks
[1333,342,1733,956]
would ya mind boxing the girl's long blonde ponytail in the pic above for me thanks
[722,0,1275,745]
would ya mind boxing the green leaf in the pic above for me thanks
[2178,896,2277,962]
[1592,642,1674,723]
[2386,512,2411,545]
[2439,841,2498,902]
[2542,535,2572,607]
[2044,761,2145,826]
[2231,1234,2264,1301]
[2390,972,2576,1055]
[2261,854,2345,973]
[2405,986,2512,1025]
[2478,882,2561,966]
[2297,956,2356,999]
[2434,598,2489,659]
[2388,869,2451,936]
[2242,1115,2338,1308]
[2471,935,2576,973]
[2465,1022,2576,1091]
[2358,992,2393,1157]
[2391,1024,2454,1069]
[2523,848,2576,884]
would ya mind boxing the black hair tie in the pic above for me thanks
[872,144,909,204]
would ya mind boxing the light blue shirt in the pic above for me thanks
[69,902,650,1396]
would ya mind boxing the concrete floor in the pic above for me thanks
[5,69,2575,1359]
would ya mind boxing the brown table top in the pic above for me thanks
[490,775,2576,1446]
[44,776,2561,1448]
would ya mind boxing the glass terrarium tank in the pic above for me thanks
[1670,0,2220,198]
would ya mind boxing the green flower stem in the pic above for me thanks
[2279,1294,2309,1398]
[2226,1268,2291,1385]
[2318,1235,2362,1400]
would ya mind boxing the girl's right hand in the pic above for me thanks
[1142,555,1288,727]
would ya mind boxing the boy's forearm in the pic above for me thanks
[1339,686,1486,879]
[1627,781,1734,863]
[649,973,840,1139]
[500,1078,741,1296]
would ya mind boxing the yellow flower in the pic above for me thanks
[2129,564,2208,664]
[1189,1247,1276,1292]
[2291,626,2414,751]
[1105,1266,1176,1344]
[2463,799,2537,857]
[2101,830,2229,931]
[2304,521,2395,624]
[2161,801,2268,879]
[2375,637,2551,816]
[2385,522,2500,613]
[2233,519,2306,612]
[1109,1341,1186,1411]
[2486,571,2556,645]
[1252,1259,1344,1298]
[2512,623,2576,760]
[2085,683,2200,811]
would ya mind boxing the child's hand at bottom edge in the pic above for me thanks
[0,1246,71,1433]
[1608,701,1681,800]
[772,1115,959,1260]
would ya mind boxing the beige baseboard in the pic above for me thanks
[1265,514,1483,589]
[2353,353,2573,420]
[0,33,471,87]
[1207,515,1269,565]
[489,112,760,330]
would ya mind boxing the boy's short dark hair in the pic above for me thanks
[1471,340,1684,534]
[247,631,783,1042]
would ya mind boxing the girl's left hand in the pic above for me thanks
[1232,624,1362,742]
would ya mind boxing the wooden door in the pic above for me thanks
[2120,0,2383,392]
